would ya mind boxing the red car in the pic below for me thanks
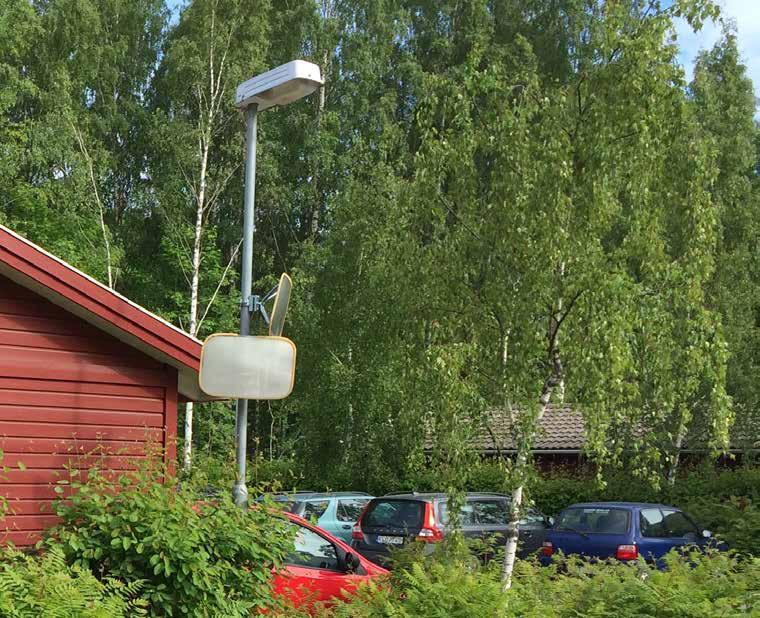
[273,511,388,608]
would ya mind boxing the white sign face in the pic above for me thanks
[199,335,296,400]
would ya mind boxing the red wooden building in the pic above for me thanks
[0,224,203,546]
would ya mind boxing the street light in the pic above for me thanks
[232,60,323,507]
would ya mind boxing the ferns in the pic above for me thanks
[0,545,147,617]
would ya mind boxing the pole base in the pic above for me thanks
[232,481,249,508]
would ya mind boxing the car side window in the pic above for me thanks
[302,500,330,521]
[337,499,369,522]
[439,500,509,526]
[472,500,508,525]
[640,508,667,537]
[286,524,340,571]
[661,510,700,538]
[519,508,547,526]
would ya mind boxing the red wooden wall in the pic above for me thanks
[0,275,177,546]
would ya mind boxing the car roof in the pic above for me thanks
[375,492,509,501]
[565,502,672,509]
[271,491,373,500]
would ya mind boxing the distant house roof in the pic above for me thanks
[475,404,585,453]
[0,224,204,400]
[468,405,758,454]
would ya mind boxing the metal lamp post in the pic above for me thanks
[232,61,323,507]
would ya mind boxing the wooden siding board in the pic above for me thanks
[0,349,168,386]
[0,377,164,398]
[5,499,56,515]
[0,421,163,441]
[0,437,148,455]
[5,453,146,469]
[0,531,42,546]
[0,407,163,427]
[0,390,163,413]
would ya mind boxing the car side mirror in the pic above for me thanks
[343,551,361,573]
[547,516,555,527]
[702,530,712,539]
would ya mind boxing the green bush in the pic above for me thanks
[0,545,146,617]
[48,465,295,617]
[680,497,760,555]
[185,451,305,495]
[294,550,760,617]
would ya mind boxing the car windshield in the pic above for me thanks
[363,500,424,529]
[556,507,629,534]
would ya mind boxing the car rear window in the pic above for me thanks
[439,499,508,526]
[363,500,425,528]
[556,507,630,534]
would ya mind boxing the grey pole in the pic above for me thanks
[232,103,258,507]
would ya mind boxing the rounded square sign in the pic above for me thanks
[199,334,296,400]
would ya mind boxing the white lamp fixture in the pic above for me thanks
[235,60,323,111]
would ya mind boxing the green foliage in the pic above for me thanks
[185,450,305,494]
[286,549,759,617]
[47,465,295,617]
[0,545,146,617]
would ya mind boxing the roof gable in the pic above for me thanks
[0,225,203,400]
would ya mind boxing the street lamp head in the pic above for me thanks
[236,60,323,111]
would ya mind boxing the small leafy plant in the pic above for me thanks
[0,544,146,617]
[47,463,295,617]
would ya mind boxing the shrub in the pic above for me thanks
[185,451,305,494]
[681,497,760,555]
[0,545,146,617]
[291,550,760,617]
[48,465,295,617]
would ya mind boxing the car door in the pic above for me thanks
[637,507,704,564]
[460,498,508,557]
[274,522,361,607]
[315,498,340,538]
[334,497,372,543]
[518,508,549,557]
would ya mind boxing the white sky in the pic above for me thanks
[674,0,760,112]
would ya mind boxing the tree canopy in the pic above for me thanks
[1,0,758,496]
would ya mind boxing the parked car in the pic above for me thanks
[350,492,551,567]
[274,511,388,608]
[265,491,374,543]
[541,502,720,565]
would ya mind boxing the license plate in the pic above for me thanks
[376,535,404,545]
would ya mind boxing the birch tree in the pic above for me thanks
[692,28,760,457]
[151,0,270,471]
[385,0,728,589]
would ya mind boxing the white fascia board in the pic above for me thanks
[235,60,323,111]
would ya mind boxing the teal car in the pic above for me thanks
[268,492,374,543]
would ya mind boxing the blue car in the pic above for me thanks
[264,491,374,544]
[541,502,718,565]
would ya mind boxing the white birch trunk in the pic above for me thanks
[72,125,114,288]
[502,324,564,591]
[179,4,237,473]
[182,110,211,474]
[310,47,328,237]
[666,429,686,486]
